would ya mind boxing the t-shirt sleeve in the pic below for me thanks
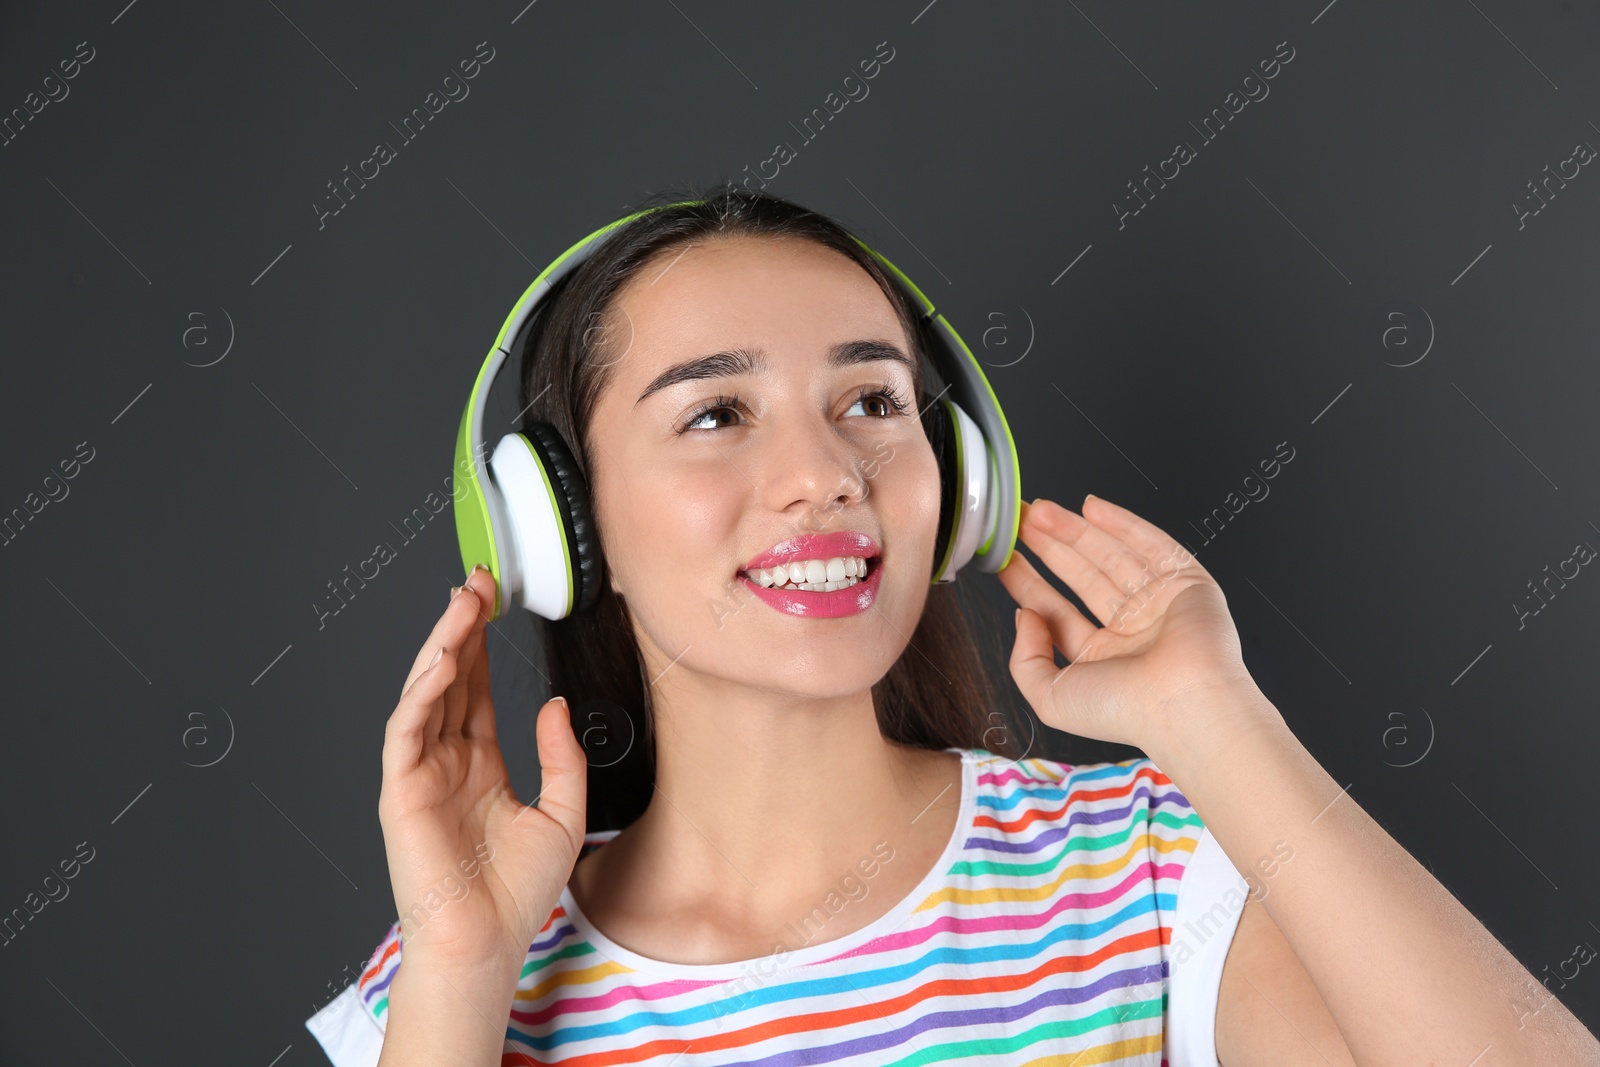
[1165,824,1248,1066]
[305,921,400,1067]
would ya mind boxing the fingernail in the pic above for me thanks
[427,646,443,669]
[1085,493,1099,504]
[1014,608,1022,626]
[470,563,488,577]
[450,585,463,600]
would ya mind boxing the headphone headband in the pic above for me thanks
[454,199,1021,621]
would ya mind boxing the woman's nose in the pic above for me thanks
[764,421,872,521]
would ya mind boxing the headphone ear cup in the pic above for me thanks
[523,422,604,615]
[922,399,960,584]
[922,396,998,583]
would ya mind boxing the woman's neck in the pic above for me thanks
[569,672,963,962]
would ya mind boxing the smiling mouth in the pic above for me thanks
[739,554,876,593]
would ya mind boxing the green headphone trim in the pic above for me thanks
[459,198,1020,620]
[938,312,1018,569]
[453,396,503,618]
[930,396,962,582]
[457,209,660,619]
[852,238,1020,572]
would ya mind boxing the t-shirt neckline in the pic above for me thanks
[555,746,976,982]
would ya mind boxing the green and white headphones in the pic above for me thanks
[452,201,1022,621]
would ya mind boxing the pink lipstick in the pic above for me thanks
[738,530,882,619]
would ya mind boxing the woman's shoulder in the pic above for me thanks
[963,745,1177,792]
[963,747,1205,844]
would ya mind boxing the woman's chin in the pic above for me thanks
[736,672,889,703]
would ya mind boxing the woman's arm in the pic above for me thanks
[1214,895,1354,1065]
[378,955,523,1067]
[998,495,1599,1065]
[374,568,589,1065]
[1153,682,1599,1067]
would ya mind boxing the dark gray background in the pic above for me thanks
[3,0,1597,1060]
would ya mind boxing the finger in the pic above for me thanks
[461,618,498,742]
[421,645,455,745]
[446,568,500,737]
[384,645,457,777]
[455,566,496,660]
[1015,506,1139,629]
[400,583,481,697]
[995,548,1100,662]
[1010,607,1068,727]
[1081,494,1215,584]
[442,616,484,738]
[519,697,587,848]
[442,578,490,736]
[1026,498,1162,614]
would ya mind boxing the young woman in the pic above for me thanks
[306,189,1599,1066]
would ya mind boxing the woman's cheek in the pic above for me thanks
[895,443,943,570]
[637,472,735,623]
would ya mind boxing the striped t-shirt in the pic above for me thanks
[306,747,1249,1066]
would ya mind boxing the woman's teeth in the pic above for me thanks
[744,556,871,592]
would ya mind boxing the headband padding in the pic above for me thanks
[922,399,960,583]
[525,422,604,616]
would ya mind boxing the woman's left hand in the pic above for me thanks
[996,494,1269,752]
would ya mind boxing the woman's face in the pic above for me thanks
[584,233,942,699]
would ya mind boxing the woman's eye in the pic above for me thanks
[684,406,741,432]
[847,386,910,420]
[679,387,907,435]
[846,393,895,419]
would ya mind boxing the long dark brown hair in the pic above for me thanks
[517,182,1026,832]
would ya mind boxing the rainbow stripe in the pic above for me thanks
[307,748,1245,1067]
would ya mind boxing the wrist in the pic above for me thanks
[394,943,524,993]
[382,959,519,1066]
[386,953,521,1035]
[1143,680,1289,776]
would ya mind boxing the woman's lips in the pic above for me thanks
[740,530,879,573]
[738,556,883,619]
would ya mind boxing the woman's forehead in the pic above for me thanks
[605,237,911,378]
[621,236,896,325]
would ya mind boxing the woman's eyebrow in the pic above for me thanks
[634,339,914,407]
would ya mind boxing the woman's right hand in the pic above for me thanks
[377,565,587,978]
